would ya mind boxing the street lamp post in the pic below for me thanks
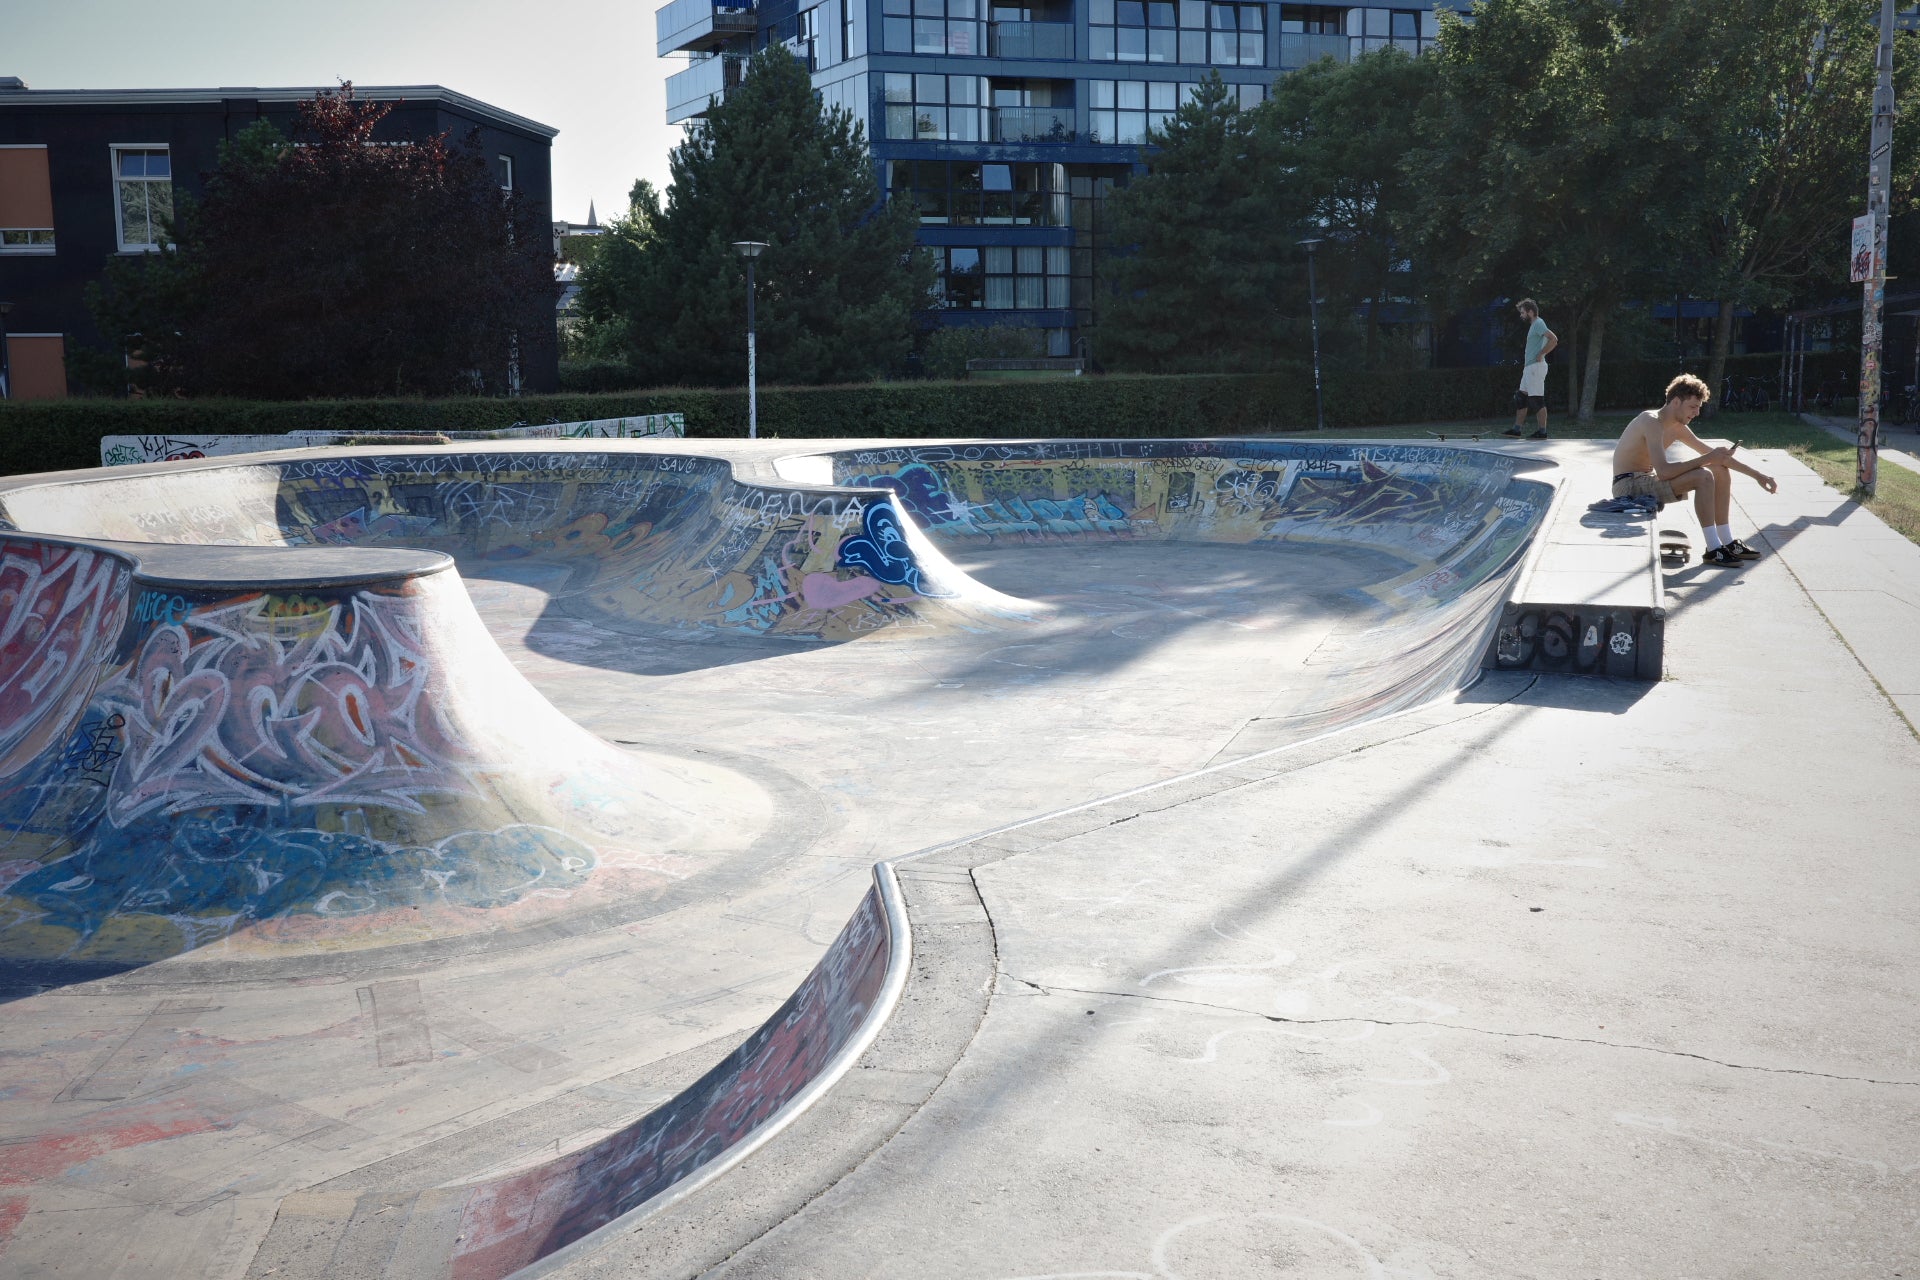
[0,301,13,401]
[732,241,768,439]
[1298,239,1326,432]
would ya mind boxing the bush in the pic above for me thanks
[917,327,1049,381]
[558,360,648,393]
[0,352,1854,479]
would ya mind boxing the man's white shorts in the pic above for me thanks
[1519,361,1549,397]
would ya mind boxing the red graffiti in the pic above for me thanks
[1,1101,223,1188]
[0,539,132,782]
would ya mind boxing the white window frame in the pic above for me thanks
[0,144,56,256]
[110,143,174,253]
[498,153,515,192]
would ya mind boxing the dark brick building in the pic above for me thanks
[0,79,559,399]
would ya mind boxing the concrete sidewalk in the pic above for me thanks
[1737,435,1920,731]
[1801,410,1920,477]
[560,440,1920,1279]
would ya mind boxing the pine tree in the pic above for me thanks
[1261,49,1435,370]
[1099,75,1293,374]
[580,48,930,387]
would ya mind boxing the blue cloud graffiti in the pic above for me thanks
[836,502,954,598]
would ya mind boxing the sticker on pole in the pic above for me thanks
[1852,214,1874,283]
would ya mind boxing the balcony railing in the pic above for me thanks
[990,106,1077,143]
[987,21,1074,59]
[657,0,757,57]
[1277,32,1350,66]
[1277,32,1436,65]
[666,55,745,123]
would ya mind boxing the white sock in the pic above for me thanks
[1702,526,1725,550]
[1715,524,1734,546]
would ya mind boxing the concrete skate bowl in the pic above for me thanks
[0,531,789,976]
[0,448,1022,975]
[0,439,1549,1279]
[0,442,1549,972]
[0,448,1021,644]
[815,438,1553,735]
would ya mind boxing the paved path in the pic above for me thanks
[558,439,1920,1279]
[1802,410,1920,476]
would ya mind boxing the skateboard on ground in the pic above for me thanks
[1426,430,1484,442]
[1658,528,1691,564]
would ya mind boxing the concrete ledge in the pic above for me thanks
[1483,456,1667,679]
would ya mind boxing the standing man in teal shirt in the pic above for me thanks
[1504,298,1558,439]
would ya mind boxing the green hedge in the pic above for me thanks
[0,351,1856,479]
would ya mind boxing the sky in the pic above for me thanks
[6,0,681,224]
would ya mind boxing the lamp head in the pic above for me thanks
[732,241,768,259]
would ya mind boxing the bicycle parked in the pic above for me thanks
[1717,375,1774,413]
[1882,384,1920,428]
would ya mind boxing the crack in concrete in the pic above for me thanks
[1012,977,1920,1088]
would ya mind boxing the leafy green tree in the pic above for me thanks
[1100,74,1294,373]
[1407,0,1734,420]
[1691,0,1920,406]
[571,179,664,364]
[1258,49,1436,370]
[575,49,929,387]
[87,86,555,398]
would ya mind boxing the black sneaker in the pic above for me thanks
[1528,428,1549,440]
[1702,546,1743,567]
[1502,426,1524,438]
[1724,538,1762,560]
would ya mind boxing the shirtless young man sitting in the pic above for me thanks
[1613,374,1779,568]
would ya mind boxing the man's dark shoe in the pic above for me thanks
[1703,546,1744,567]
[1528,428,1549,440]
[1725,538,1762,560]
[1502,425,1524,437]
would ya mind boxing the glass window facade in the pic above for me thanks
[1276,5,1434,58]
[890,160,1069,225]
[844,0,865,56]
[1088,79,1261,144]
[883,0,984,56]
[885,72,985,140]
[1089,0,1263,65]
[929,244,1070,309]
[113,147,173,251]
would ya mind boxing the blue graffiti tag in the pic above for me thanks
[836,502,954,598]
[132,591,190,626]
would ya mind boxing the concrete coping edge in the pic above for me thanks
[509,859,915,1280]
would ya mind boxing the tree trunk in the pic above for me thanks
[1563,306,1582,418]
[1365,292,1380,370]
[1579,307,1607,423]
[1704,299,1736,418]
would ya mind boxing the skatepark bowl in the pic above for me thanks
[0,438,1550,1277]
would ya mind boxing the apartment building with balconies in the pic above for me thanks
[657,0,1453,357]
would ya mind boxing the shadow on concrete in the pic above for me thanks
[1461,668,1657,715]
[1660,493,1863,619]
[1577,510,1659,540]
[958,673,1556,1141]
